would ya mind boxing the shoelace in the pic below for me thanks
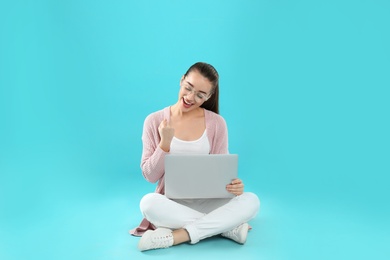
[151,234,173,248]
[222,227,236,238]
[227,227,239,238]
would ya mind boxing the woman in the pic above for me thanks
[130,62,260,251]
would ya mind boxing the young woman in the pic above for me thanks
[130,62,260,251]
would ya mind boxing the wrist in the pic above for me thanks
[159,141,170,152]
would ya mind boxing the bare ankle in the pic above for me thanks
[172,228,190,245]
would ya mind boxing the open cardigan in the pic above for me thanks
[129,106,229,236]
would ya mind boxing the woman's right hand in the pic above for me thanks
[158,119,175,152]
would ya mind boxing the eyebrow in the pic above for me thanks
[185,80,208,95]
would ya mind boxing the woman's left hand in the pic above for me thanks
[226,178,244,196]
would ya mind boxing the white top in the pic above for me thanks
[170,130,210,154]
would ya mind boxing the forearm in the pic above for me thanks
[141,146,167,183]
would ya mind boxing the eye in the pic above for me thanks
[185,86,192,91]
[197,93,205,99]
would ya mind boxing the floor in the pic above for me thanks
[1,170,388,260]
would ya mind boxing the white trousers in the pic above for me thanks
[140,192,260,244]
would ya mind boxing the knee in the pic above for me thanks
[140,193,164,215]
[241,192,261,214]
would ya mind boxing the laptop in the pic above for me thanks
[164,154,238,199]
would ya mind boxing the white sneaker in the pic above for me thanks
[221,223,249,244]
[138,228,174,251]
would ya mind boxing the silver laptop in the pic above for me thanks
[164,154,238,199]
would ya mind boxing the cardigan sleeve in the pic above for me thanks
[214,115,229,154]
[206,110,229,154]
[140,112,167,183]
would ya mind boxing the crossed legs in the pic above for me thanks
[140,192,260,245]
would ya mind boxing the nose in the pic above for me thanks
[186,90,196,101]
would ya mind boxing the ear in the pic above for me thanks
[180,75,185,83]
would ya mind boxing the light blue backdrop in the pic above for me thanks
[1,0,389,259]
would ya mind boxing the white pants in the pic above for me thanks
[140,192,260,244]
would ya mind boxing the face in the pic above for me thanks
[178,70,213,112]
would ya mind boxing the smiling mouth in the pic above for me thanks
[182,97,193,108]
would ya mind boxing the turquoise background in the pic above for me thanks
[1,0,389,259]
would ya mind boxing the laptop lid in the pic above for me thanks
[164,154,238,199]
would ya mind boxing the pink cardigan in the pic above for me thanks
[130,106,229,236]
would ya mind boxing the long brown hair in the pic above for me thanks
[184,62,220,114]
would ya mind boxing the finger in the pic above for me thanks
[226,184,242,190]
[227,186,243,192]
[231,178,242,185]
[227,182,242,187]
[226,188,242,196]
[226,187,237,194]
[227,185,243,192]
[160,119,167,128]
[227,183,244,193]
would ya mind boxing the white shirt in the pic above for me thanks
[170,130,210,154]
